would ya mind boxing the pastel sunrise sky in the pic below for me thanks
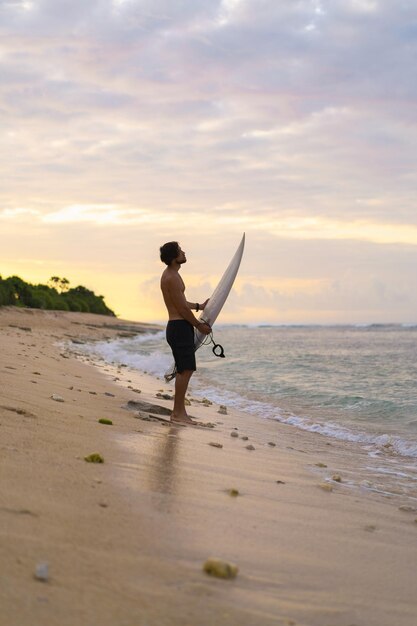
[1,0,416,324]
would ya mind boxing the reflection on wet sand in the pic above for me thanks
[148,426,181,502]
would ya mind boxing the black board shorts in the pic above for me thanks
[166,320,196,374]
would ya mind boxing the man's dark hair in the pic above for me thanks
[160,241,180,265]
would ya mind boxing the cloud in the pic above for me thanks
[1,1,416,322]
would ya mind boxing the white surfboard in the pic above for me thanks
[164,233,245,381]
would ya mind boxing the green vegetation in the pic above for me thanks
[0,275,115,316]
[84,453,104,463]
[98,418,113,426]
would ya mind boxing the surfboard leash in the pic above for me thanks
[198,319,225,358]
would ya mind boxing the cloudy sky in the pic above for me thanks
[1,0,416,323]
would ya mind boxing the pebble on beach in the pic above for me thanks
[241,436,249,441]
[318,483,333,492]
[230,431,239,438]
[51,394,64,403]
[218,405,228,415]
[245,444,255,450]
[332,474,342,482]
[156,392,172,400]
[268,442,276,447]
[203,558,238,580]
[34,562,49,582]
[228,488,240,497]
[209,442,223,449]
[98,418,113,426]
[315,462,327,468]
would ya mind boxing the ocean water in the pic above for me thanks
[82,324,417,463]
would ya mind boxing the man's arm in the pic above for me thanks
[185,298,209,313]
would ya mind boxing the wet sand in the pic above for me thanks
[1,307,416,626]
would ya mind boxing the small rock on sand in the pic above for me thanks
[241,436,249,441]
[209,442,223,449]
[268,442,276,447]
[203,558,238,579]
[51,394,64,402]
[332,474,342,482]
[218,405,228,415]
[245,444,255,450]
[98,419,113,426]
[230,431,239,438]
[34,562,49,582]
[228,488,239,497]
[315,462,327,468]
[104,392,115,397]
[318,483,333,492]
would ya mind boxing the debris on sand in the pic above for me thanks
[34,562,49,582]
[84,453,104,463]
[318,483,333,492]
[98,419,113,426]
[203,558,238,579]
[51,394,64,402]
[156,392,173,400]
[399,505,417,512]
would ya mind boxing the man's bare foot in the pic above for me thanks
[170,414,198,425]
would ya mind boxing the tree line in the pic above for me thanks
[0,275,115,316]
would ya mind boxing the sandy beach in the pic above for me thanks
[1,307,416,626]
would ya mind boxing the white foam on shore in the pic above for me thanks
[193,381,417,459]
[75,334,417,461]
[77,332,170,378]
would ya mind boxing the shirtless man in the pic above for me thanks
[160,241,211,424]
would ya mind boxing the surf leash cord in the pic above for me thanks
[197,319,225,358]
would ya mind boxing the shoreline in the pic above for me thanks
[1,308,417,626]
[77,327,417,506]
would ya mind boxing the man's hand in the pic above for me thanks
[197,322,211,335]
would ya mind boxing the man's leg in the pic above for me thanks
[171,369,195,423]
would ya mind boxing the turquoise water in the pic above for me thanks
[83,324,417,460]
